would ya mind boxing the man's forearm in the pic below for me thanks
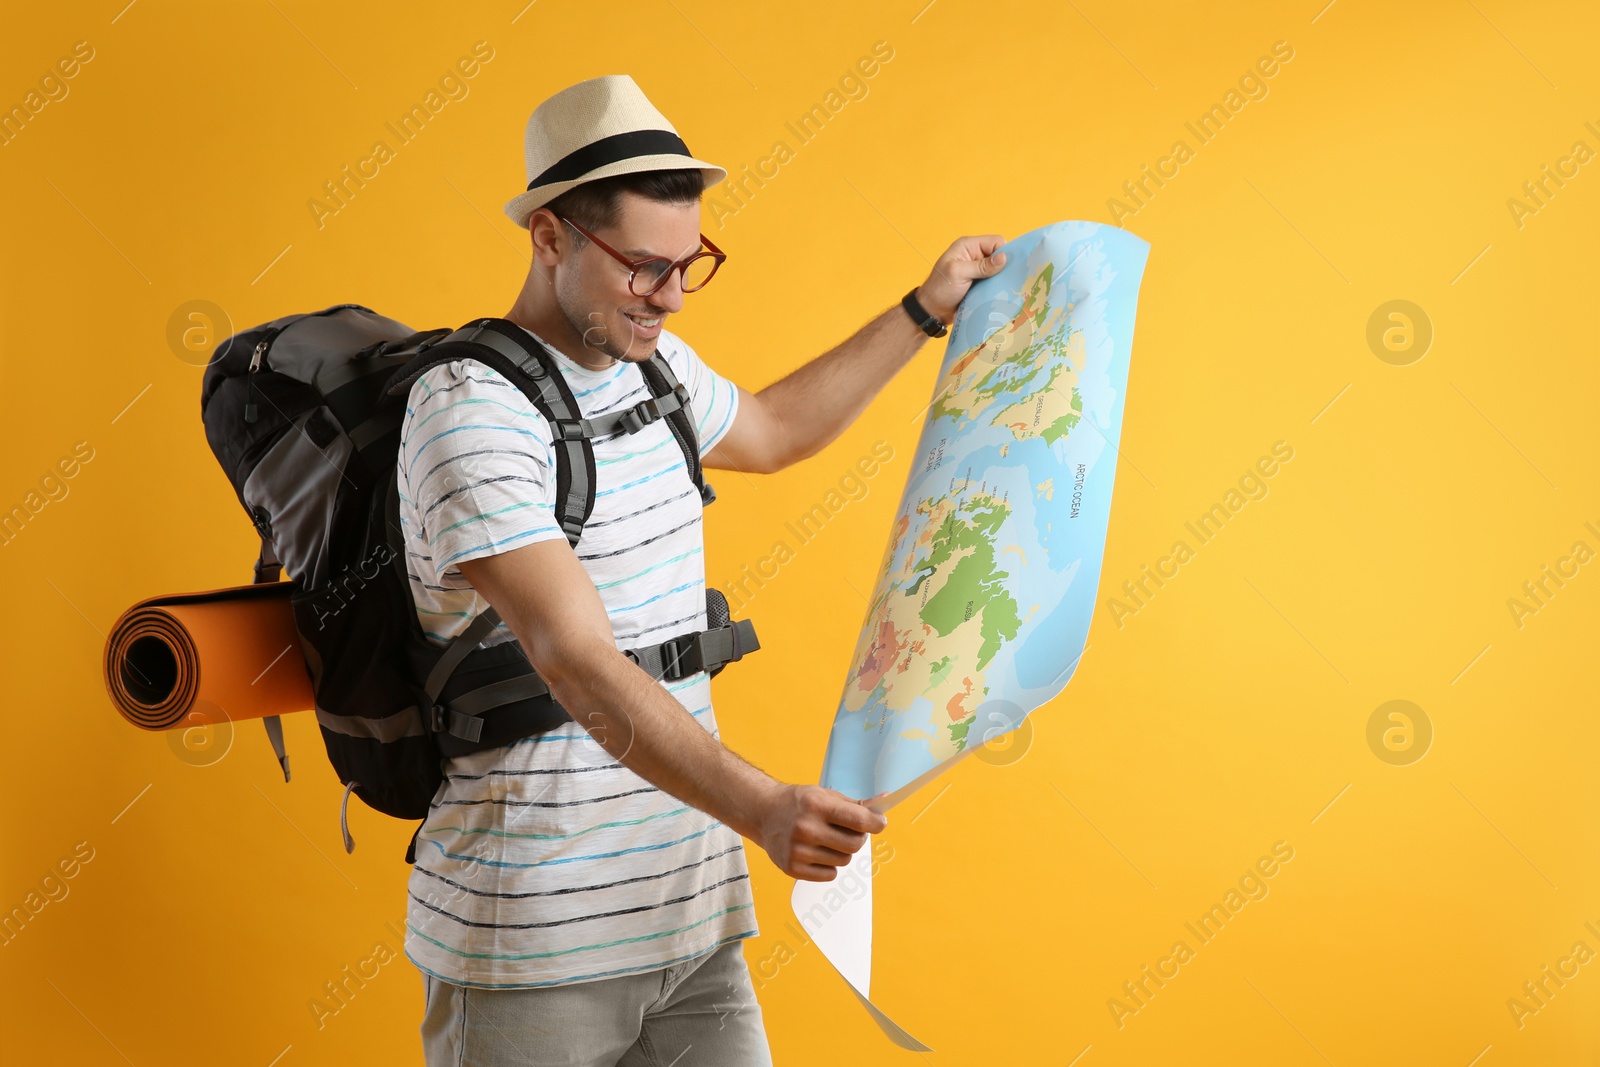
[540,637,779,840]
[758,297,933,470]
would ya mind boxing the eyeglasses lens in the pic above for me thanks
[681,255,717,291]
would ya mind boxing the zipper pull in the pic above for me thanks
[245,337,268,423]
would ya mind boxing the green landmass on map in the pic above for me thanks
[913,497,1018,672]
[927,262,1086,446]
[845,487,1022,753]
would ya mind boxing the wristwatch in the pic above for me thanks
[901,287,948,338]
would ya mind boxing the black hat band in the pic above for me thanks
[527,129,694,190]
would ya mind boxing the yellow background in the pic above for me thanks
[2,0,1596,1063]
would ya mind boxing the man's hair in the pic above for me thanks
[543,168,704,244]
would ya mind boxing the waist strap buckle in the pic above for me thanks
[659,633,705,681]
[430,703,484,743]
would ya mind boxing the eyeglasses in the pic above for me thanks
[553,213,726,298]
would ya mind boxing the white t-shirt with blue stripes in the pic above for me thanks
[395,325,757,989]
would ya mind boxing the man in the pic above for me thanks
[399,73,1006,1065]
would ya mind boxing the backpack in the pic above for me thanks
[200,306,760,861]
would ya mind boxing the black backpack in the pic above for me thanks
[200,306,759,860]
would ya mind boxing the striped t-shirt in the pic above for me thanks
[395,324,758,989]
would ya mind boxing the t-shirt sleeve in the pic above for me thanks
[664,331,741,457]
[397,360,566,576]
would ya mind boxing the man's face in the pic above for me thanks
[552,191,703,365]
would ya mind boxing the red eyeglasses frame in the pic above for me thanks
[551,213,726,298]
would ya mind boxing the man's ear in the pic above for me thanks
[529,209,566,266]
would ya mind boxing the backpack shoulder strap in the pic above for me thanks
[637,350,716,507]
[386,318,596,546]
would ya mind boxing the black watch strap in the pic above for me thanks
[901,288,948,338]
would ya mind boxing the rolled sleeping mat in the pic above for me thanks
[104,582,313,730]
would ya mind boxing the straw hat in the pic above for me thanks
[502,74,727,229]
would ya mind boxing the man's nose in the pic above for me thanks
[647,272,686,314]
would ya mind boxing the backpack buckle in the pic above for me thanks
[660,633,706,681]
[618,398,663,435]
[430,703,483,743]
[551,418,585,441]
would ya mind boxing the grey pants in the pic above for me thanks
[419,939,773,1066]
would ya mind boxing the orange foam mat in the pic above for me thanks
[103,582,314,730]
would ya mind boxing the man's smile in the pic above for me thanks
[625,311,664,337]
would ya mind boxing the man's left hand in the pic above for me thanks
[914,234,1008,327]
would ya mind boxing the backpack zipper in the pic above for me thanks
[244,332,276,423]
[243,307,374,424]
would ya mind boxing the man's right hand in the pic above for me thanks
[753,783,889,881]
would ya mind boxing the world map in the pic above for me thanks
[815,220,1151,803]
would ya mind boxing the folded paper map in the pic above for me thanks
[793,219,1151,1049]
